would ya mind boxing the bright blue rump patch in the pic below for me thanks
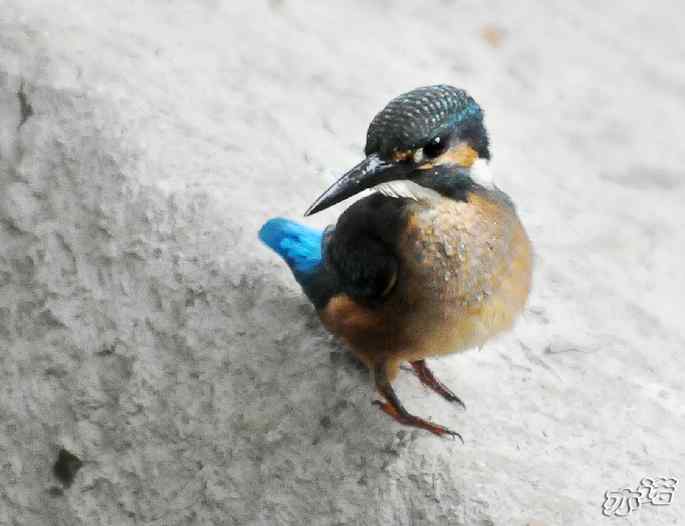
[259,218,323,276]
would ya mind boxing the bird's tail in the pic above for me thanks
[259,218,324,284]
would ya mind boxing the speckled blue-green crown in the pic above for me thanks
[364,85,483,157]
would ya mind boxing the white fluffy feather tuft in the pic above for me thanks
[470,158,494,188]
[376,180,443,201]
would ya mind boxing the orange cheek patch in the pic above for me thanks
[420,143,479,169]
[440,143,478,167]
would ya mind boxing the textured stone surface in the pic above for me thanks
[1,1,683,525]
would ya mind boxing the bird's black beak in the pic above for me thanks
[304,153,412,216]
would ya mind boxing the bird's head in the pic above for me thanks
[305,85,492,216]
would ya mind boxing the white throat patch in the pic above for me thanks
[470,158,494,188]
[376,180,443,202]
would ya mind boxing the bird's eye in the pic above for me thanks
[422,135,449,159]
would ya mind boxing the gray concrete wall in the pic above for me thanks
[1,1,683,525]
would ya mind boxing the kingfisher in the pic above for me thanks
[259,85,533,439]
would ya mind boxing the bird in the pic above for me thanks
[259,85,532,440]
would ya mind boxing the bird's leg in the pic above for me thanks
[410,360,466,410]
[372,362,463,442]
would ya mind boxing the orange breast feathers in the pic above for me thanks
[319,190,533,374]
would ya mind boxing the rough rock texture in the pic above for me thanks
[1,2,683,525]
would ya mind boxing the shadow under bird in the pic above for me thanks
[259,85,533,440]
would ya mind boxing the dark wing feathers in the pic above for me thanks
[324,193,409,306]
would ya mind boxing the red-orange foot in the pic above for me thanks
[403,360,466,410]
[372,400,464,442]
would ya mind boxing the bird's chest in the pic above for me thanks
[394,193,532,354]
[399,196,506,305]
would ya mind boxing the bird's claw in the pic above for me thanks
[372,400,464,443]
[442,391,467,411]
[402,360,467,411]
